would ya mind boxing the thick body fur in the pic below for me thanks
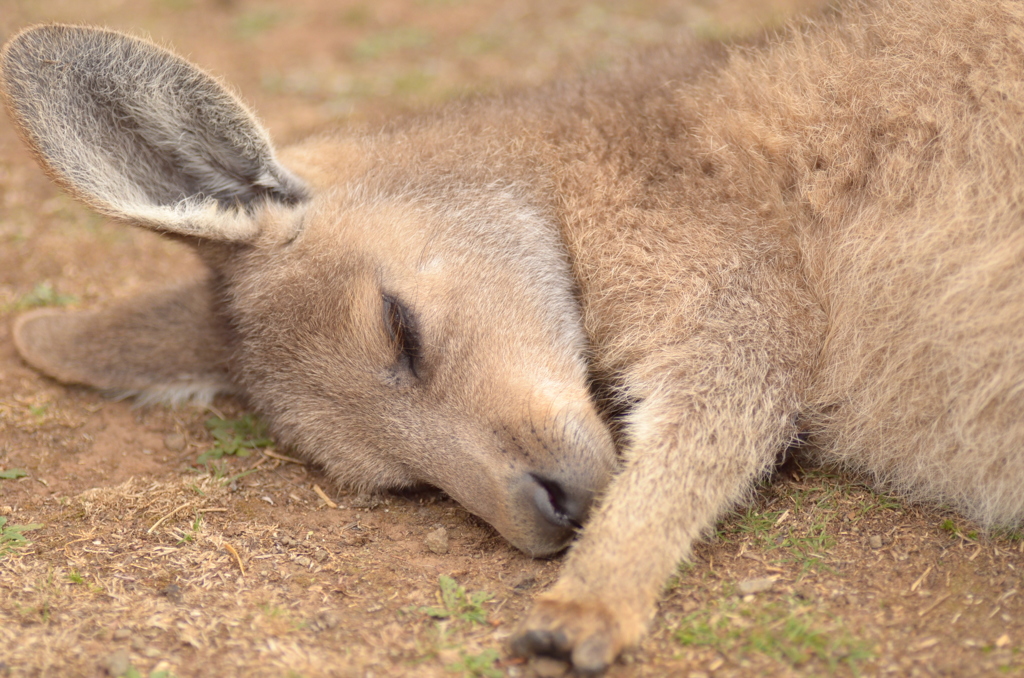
[3,0,1024,672]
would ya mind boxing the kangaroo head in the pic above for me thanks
[1,25,617,556]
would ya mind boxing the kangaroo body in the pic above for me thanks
[3,0,1023,672]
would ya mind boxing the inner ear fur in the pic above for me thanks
[13,279,238,405]
[0,24,308,242]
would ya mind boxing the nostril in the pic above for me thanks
[530,473,588,530]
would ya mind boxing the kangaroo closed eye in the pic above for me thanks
[383,294,422,378]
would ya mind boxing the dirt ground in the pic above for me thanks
[1,0,1022,676]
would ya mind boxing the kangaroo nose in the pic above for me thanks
[505,468,609,556]
[529,473,591,530]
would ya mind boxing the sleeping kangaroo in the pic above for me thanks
[3,0,1024,673]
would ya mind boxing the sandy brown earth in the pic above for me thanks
[1,1,1022,677]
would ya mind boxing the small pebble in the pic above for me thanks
[163,433,186,452]
[104,649,130,677]
[737,577,775,595]
[869,534,884,549]
[424,527,449,555]
[112,627,131,641]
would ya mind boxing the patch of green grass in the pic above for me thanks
[725,506,784,548]
[353,27,433,60]
[20,599,52,623]
[12,281,76,311]
[260,603,287,619]
[199,414,274,464]
[0,468,29,480]
[455,33,505,56]
[994,527,1023,543]
[421,576,493,625]
[234,9,286,40]
[176,513,203,544]
[392,69,435,96]
[340,5,371,25]
[0,516,43,558]
[787,483,841,515]
[157,0,194,10]
[207,461,230,481]
[446,648,502,678]
[768,518,837,574]
[719,504,841,574]
[675,597,872,672]
[940,518,979,541]
[208,465,260,486]
[61,567,106,595]
[718,503,838,572]
[854,491,902,517]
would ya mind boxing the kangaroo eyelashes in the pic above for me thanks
[382,294,421,378]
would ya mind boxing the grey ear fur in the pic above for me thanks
[2,25,308,403]
[0,24,308,242]
[13,280,237,405]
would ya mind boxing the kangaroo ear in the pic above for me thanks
[0,24,307,243]
[13,280,236,405]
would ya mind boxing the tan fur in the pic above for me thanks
[3,0,1024,672]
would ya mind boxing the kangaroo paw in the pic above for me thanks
[510,594,642,676]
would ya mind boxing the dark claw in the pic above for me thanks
[510,628,572,661]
